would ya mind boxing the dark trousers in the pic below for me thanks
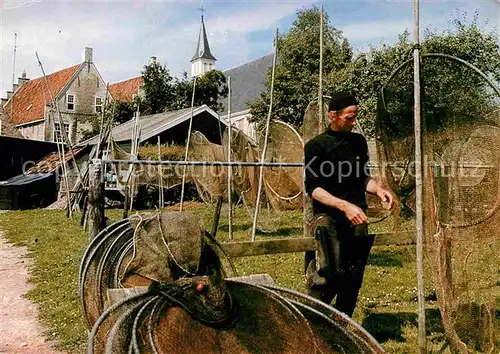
[304,214,374,317]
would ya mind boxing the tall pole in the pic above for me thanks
[318,4,323,133]
[413,0,426,352]
[251,27,278,242]
[227,76,233,240]
[11,32,17,120]
[180,77,197,211]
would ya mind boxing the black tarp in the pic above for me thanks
[0,173,57,210]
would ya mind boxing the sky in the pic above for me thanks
[0,0,498,98]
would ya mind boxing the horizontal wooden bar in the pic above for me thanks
[220,232,416,258]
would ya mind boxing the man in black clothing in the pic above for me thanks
[303,91,394,317]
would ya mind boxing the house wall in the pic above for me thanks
[229,111,257,142]
[48,62,108,144]
[17,121,45,141]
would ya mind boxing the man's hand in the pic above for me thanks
[342,202,369,225]
[366,179,394,210]
[376,188,394,210]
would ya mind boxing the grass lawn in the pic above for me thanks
[0,203,466,353]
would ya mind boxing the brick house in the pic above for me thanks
[2,48,110,144]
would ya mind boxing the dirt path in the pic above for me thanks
[0,231,64,354]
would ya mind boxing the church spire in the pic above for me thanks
[191,6,216,62]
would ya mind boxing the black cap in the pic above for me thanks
[328,91,358,111]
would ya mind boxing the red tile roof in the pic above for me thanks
[3,64,81,125]
[109,76,143,102]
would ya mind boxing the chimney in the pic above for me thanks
[6,91,13,99]
[13,83,19,92]
[1,98,8,107]
[84,47,93,63]
[17,69,29,85]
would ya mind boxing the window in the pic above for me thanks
[67,94,75,110]
[54,122,70,143]
[95,97,103,113]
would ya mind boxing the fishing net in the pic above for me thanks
[84,211,386,354]
[222,126,260,207]
[259,120,304,211]
[79,210,237,329]
[377,54,500,353]
[188,131,228,204]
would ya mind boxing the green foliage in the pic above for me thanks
[138,143,186,161]
[248,5,353,129]
[379,14,500,140]
[141,58,175,115]
[249,7,499,139]
[166,69,228,112]
[141,58,228,114]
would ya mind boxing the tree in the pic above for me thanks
[249,7,499,139]
[141,58,175,115]
[372,13,500,140]
[248,5,353,129]
[165,69,228,112]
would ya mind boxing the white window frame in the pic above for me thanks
[95,96,103,114]
[66,94,75,111]
[54,122,70,142]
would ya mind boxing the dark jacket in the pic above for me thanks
[304,127,371,218]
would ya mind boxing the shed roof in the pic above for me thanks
[79,105,227,146]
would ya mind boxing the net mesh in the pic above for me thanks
[222,127,261,207]
[259,120,304,211]
[377,54,500,353]
[188,131,228,203]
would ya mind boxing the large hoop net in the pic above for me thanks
[377,54,500,353]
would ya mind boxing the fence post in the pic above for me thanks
[88,159,105,240]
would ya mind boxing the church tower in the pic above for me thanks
[191,7,216,78]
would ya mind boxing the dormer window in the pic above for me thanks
[95,97,103,113]
[67,94,75,110]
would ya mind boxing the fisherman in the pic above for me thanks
[303,91,394,317]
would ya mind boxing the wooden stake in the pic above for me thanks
[251,28,278,242]
[158,136,163,208]
[88,160,105,239]
[227,76,233,240]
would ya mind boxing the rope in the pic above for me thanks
[119,213,144,288]
[156,212,199,276]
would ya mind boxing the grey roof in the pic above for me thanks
[0,173,53,186]
[191,16,216,62]
[219,53,273,114]
[79,105,226,146]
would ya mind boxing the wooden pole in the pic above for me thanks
[180,77,197,211]
[227,76,233,240]
[158,136,163,208]
[318,4,324,133]
[413,0,426,352]
[88,159,105,240]
[251,28,278,242]
[211,196,223,238]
